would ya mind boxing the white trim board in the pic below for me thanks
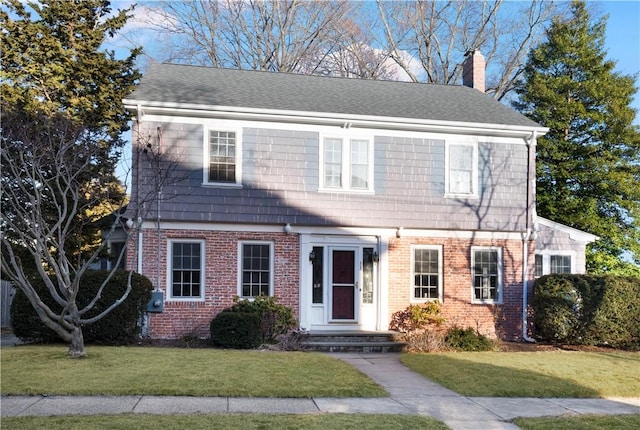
[139,220,528,241]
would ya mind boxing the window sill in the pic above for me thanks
[318,188,375,195]
[411,298,441,303]
[202,182,243,189]
[166,297,206,303]
[472,299,502,305]
[444,193,479,199]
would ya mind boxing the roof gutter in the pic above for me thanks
[123,100,549,139]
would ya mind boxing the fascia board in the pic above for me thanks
[123,99,549,139]
[537,217,599,243]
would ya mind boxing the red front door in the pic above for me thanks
[331,250,356,320]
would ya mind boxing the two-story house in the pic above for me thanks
[122,52,594,341]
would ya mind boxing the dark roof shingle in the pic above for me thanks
[126,63,541,128]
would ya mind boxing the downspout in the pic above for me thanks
[376,235,382,331]
[135,105,146,335]
[135,104,144,275]
[522,131,537,342]
[156,126,163,291]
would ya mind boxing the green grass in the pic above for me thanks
[0,346,386,398]
[0,414,448,430]
[401,351,640,397]
[514,414,640,430]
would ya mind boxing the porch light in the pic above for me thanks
[373,252,379,263]
[309,250,317,263]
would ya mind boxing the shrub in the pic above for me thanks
[389,302,445,332]
[444,327,495,351]
[402,326,448,352]
[389,302,446,352]
[224,295,297,342]
[533,274,640,350]
[11,270,153,345]
[209,312,262,349]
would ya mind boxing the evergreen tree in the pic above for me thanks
[1,0,141,356]
[514,1,640,276]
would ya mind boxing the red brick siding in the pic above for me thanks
[388,236,531,340]
[127,228,299,339]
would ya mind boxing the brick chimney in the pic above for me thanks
[462,50,485,93]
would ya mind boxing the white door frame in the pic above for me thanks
[299,234,384,331]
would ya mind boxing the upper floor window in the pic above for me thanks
[412,245,443,301]
[446,142,478,197]
[472,247,502,303]
[207,130,240,184]
[168,240,204,300]
[321,136,373,192]
[238,241,274,298]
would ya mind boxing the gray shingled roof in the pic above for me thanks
[126,63,541,128]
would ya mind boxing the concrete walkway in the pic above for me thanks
[1,352,639,430]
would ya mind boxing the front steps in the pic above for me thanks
[301,331,405,353]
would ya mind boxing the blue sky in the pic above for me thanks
[598,0,640,123]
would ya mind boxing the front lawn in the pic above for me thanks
[0,346,386,398]
[1,414,448,430]
[514,414,640,430]
[401,351,640,397]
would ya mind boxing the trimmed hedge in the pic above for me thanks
[533,274,640,350]
[223,296,297,342]
[11,270,152,345]
[209,312,262,349]
[444,327,495,351]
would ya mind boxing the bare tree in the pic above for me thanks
[136,0,561,94]
[375,0,562,99]
[304,14,401,80]
[141,0,354,73]
[0,113,135,357]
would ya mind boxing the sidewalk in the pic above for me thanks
[2,352,639,430]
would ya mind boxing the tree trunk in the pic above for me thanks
[68,325,87,358]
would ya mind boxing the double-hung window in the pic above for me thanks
[472,247,502,303]
[446,141,478,196]
[239,242,274,298]
[321,136,372,191]
[412,245,443,301]
[168,240,204,300]
[550,255,572,274]
[207,130,239,184]
[535,253,574,276]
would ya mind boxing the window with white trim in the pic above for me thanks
[472,247,502,303]
[535,252,575,276]
[412,245,443,301]
[207,130,239,184]
[446,142,477,196]
[168,240,204,300]
[239,242,274,298]
[550,255,571,274]
[320,136,373,191]
[535,254,543,277]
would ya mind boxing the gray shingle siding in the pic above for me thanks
[135,121,529,231]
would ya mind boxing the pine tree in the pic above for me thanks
[514,1,640,275]
[1,0,141,356]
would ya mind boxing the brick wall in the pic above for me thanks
[128,228,299,339]
[388,236,532,340]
